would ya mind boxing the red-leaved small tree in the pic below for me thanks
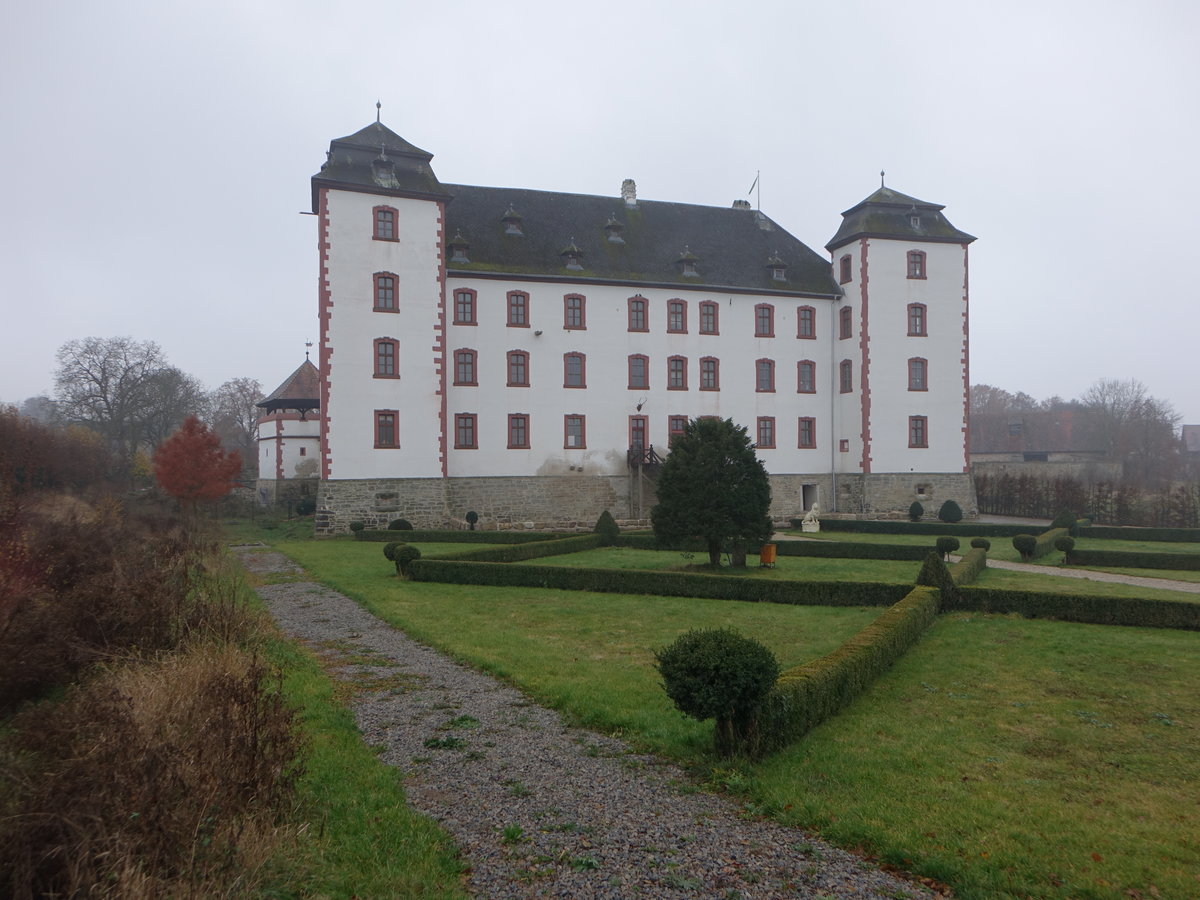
[153,416,242,516]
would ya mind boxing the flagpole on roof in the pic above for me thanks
[748,170,760,211]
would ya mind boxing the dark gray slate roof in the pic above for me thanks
[827,186,975,251]
[312,121,452,210]
[257,360,320,416]
[443,184,840,296]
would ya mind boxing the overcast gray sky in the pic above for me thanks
[3,0,1197,424]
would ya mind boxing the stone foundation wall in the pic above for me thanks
[313,471,978,534]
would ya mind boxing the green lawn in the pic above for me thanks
[525,545,922,584]
[971,566,1200,602]
[257,533,1200,900]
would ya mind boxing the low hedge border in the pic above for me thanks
[356,529,565,544]
[1065,548,1200,571]
[757,586,941,752]
[1078,525,1200,543]
[1023,527,1068,561]
[437,534,603,563]
[949,547,988,585]
[958,587,1200,630]
[772,541,934,562]
[406,559,910,607]
[801,520,1038,538]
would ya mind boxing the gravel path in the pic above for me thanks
[235,546,939,900]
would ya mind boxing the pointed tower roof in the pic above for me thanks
[312,117,451,211]
[826,185,974,251]
[257,359,320,418]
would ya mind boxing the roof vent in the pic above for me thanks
[621,179,637,208]
[448,230,469,264]
[561,240,584,271]
[767,253,787,282]
[604,214,625,244]
[676,246,699,278]
[501,205,523,236]
[732,199,752,210]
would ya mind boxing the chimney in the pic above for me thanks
[732,199,751,210]
[621,179,637,208]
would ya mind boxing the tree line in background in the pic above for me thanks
[12,336,263,484]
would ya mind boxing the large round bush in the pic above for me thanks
[937,500,963,523]
[654,628,779,757]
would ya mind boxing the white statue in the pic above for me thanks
[801,503,821,532]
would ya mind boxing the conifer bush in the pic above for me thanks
[654,628,779,758]
[349,521,365,533]
[594,509,620,546]
[915,551,958,609]
[909,501,924,522]
[937,499,963,523]
[389,518,414,530]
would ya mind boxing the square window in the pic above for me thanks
[669,416,688,443]
[839,438,850,452]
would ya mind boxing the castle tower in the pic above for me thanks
[825,185,976,514]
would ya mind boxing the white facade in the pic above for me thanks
[311,120,976,527]
[257,412,320,479]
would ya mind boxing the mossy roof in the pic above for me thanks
[312,121,452,210]
[257,359,320,414]
[826,186,975,251]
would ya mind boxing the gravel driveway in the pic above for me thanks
[235,546,939,899]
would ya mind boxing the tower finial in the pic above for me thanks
[305,340,313,361]
[376,100,381,124]
[880,170,885,188]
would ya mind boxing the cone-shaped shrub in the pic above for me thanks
[594,509,620,546]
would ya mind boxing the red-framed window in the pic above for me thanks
[668,415,688,443]
[908,357,928,391]
[839,306,853,340]
[757,416,776,449]
[797,305,816,339]
[373,338,399,378]
[564,352,586,388]
[839,438,850,452]
[564,293,586,330]
[797,360,815,394]
[667,355,687,390]
[454,289,477,325]
[699,301,719,335]
[667,299,687,333]
[909,415,929,448]
[629,415,648,450]
[907,250,927,279]
[628,354,649,390]
[373,272,398,312]
[700,356,719,391]
[454,413,477,449]
[754,303,774,337]
[839,359,853,393]
[508,291,529,327]
[839,254,852,284]
[374,409,399,448]
[373,205,398,241]
[453,349,477,385]
[755,358,775,393]
[507,350,529,387]
[507,413,529,449]
[628,296,648,332]
[564,415,586,449]
[798,417,817,449]
[907,302,927,336]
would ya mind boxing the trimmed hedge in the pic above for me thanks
[772,541,934,562]
[1078,525,1200,543]
[757,586,941,751]
[949,547,987,586]
[406,559,910,608]
[437,534,602,563]
[356,529,565,544]
[1065,548,1200,571]
[1032,527,1068,560]
[958,587,1200,630]
[808,520,1041,539]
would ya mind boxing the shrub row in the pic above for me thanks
[958,587,1200,630]
[356,529,564,544]
[949,547,988,585]
[807,519,1038,538]
[757,586,941,751]
[437,534,603,563]
[1065,548,1200,571]
[772,541,935,562]
[1078,525,1200,543]
[407,559,909,608]
[1014,527,1068,561]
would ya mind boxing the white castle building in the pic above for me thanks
[305,117,976,532]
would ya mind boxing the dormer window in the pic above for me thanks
[371,158,398,188]
[767,253,787,283]
[501,205,523,236]
[910,215,921,229]
[604,215,625,244]
[560,241,584,271]
[448,230,469,264]
[677,247,699,278]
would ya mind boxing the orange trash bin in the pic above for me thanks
[759,543,777,566]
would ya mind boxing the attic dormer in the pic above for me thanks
[560,240,584,271]
[767,253,787,283]
[676,247,699,278]
[448,230,470,264]
[604,214,625,244]
[501,205,524,236]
